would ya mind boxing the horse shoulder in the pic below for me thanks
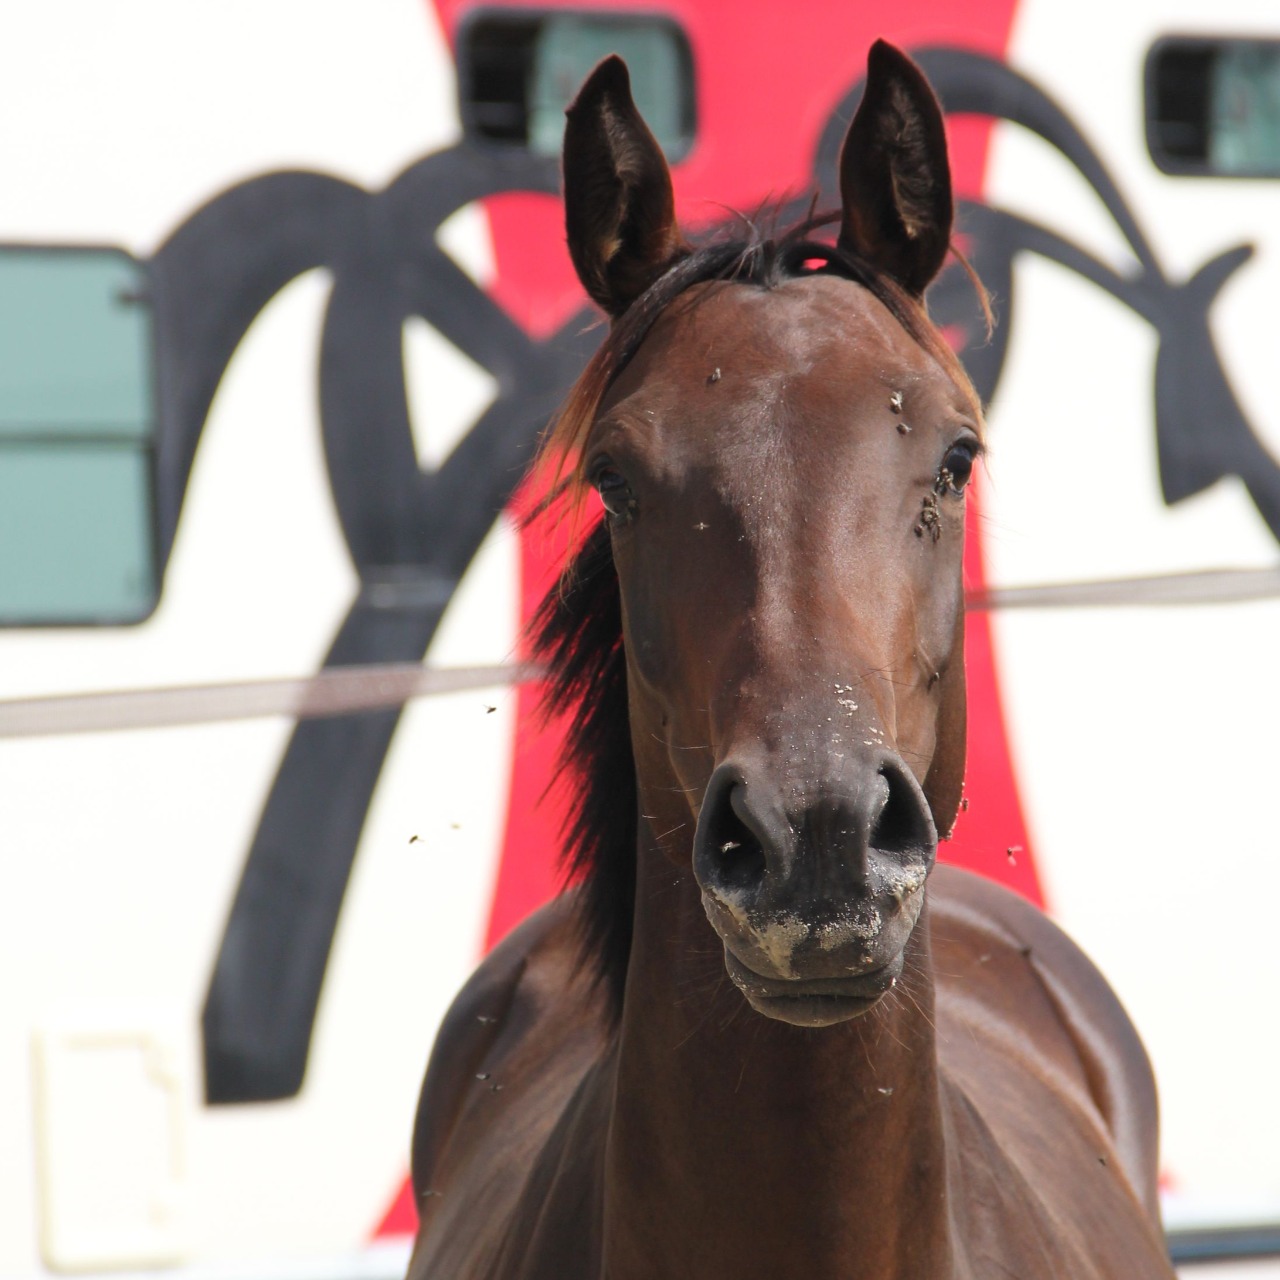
[928,864,1162,1225]
[407,891,611,1280]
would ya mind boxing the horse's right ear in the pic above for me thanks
[837,40,953,298]
[563,56,687,318]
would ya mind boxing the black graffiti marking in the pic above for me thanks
[164,147,601,1104]
[910,49,1279,542]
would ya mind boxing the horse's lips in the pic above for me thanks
[721,944,903,1017]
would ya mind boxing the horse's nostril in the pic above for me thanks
[699,784,767,893]
[870,762,934,857]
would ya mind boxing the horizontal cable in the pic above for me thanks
[1168,1220,1280,1264]
[0,663,537,739]
[1,567,1277,738]
[966,565,1280,610]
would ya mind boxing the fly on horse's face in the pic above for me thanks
[560,46,983,1028]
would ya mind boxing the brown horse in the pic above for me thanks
[406,42,1174,1279]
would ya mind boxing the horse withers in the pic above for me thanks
[406,41,1174,1279]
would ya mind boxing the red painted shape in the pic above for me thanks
[946,115,999,203]
[483,192,584,340]
[481,479,578,951]
[939,478,1044,906]
[375,0,1030,1240]
[374,1174,419,1237]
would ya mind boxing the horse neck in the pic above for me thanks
[601,794,957,1279]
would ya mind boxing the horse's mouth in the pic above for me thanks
[722,946,904,1027]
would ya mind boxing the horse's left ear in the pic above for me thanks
[838,40,953,298]
[563,56,688,319]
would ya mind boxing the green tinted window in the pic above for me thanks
[1208,43,1280,172]
[462,10,694,159]
[1147,37,1280,177]
[0,248,158,624]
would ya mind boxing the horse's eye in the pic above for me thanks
[939,442,977,494]
[594,467,636,521]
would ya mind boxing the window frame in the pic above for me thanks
[0,241,161,628]
[1145,33,1280,179]
[455,6,697,162]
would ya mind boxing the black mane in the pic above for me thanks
[529,217,976,1020]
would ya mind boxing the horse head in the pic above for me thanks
[550,42,981,1028]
